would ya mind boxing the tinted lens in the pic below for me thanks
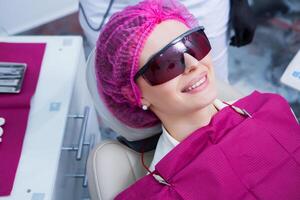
[142,43,185,85]
[139,28,211,85]
[184,30,211,61]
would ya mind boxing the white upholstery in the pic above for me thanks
[87,140,154,200]
[85,49,243,200]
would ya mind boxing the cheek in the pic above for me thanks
[201,54,214,70]
[148,82,181,108]
[153,86,178,103]
[201,55,215,80]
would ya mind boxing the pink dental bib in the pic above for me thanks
[115,91,300,200]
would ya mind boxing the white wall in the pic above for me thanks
[0,0,78,35]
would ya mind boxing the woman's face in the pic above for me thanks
[137,20,217,118]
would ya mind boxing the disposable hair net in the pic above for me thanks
[95,0,199,139]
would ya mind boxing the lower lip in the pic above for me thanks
[184,75,209,94]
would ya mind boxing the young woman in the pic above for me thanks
[95,0,300,199]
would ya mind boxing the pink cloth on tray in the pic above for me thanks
[0,42,46,196]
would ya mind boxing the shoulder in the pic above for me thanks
[148,131,178,172]
[239,91,296,119]
[251,91,290,107]
[148,134,165,172]
[234,90,289,106]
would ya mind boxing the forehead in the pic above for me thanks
[139,20,189,68]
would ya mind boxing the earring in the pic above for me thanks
[0,127,3,142]
[142,105,148,111]
[0,117,5,143]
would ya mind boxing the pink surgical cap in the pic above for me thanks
[95,0,198,128]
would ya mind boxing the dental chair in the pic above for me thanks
[85,49,243,200]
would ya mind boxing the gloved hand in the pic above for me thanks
[230,0,257,47]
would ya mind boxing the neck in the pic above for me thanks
[158,103,218,142]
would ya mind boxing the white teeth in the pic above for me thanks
[186,77,206,92]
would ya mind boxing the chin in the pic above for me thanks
[202,89,217,103]
[198,76,217,97]
[184,90,216,112]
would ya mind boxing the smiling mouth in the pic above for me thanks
[182,74,208,93]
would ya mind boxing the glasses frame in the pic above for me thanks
[134,26,206,83]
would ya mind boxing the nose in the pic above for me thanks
[183,53,198,74]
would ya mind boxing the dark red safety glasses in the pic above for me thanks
[134,26,211,86]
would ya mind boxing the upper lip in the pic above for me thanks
[181,72,207,92]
